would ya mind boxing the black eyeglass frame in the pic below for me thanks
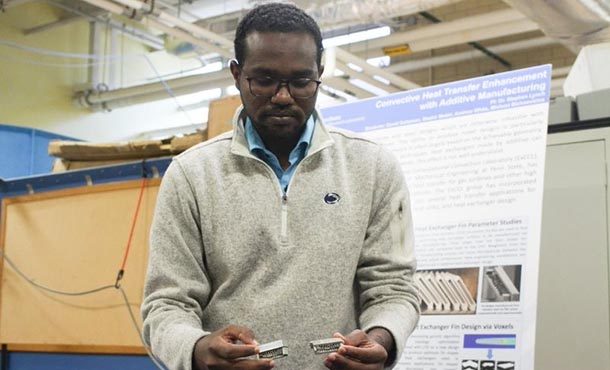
[244,75,322,99]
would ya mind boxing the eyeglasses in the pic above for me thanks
[245,76,321,99]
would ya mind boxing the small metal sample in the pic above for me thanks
[257,340,288,360]
[309,338,344,354]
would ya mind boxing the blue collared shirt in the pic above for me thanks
[245,115,314,193]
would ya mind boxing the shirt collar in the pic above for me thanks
[245,115,315,158]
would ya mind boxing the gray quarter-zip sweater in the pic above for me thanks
[141,108,420,370]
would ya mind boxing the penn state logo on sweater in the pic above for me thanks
[324,193,341,204]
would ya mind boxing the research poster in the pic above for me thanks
[321,65,552,370]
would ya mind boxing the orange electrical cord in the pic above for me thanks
[115,175,148,287]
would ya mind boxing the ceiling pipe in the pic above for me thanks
[85,81,228,111]
[504,0,610,51]
[143,17,232,58]
[0,0,34,10]
[81,0,233,57]
[110,0,233,49]
[46,0,165,49]
[295,0,464,29]
[74,69,232,111]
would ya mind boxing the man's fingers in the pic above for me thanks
[340,329,368,347]
[337,345,386,364]
[233,358,275,370]
[332,332,347,343]
[211,341,259,360]
[324,352,379,370]
[223,325,258,345]
[203,325,260,360]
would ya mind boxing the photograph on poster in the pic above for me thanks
[460,358,516,370]
[415,268,479,315]
[481,265,522,303]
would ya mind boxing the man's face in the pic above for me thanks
[231,32,322,144]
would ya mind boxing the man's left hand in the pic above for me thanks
[323,328,394,370]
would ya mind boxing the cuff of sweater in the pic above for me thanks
[360,302,419,369]
[153,325,209,370]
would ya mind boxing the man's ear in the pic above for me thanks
[229,59,241,91]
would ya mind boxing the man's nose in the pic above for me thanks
[271,83,294,103]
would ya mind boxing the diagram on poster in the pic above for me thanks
[321,65,551,370]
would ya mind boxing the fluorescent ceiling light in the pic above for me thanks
[175,87,222,105]
[323,26,391,47]
[373,75,391,85]
[185,107,209,123]
[316,90,344,108]
[191,61,223,76]
[319,85,358,103]
[367,56,390,68]
[347,63,363,73]
[226,85,240,96]
[349,79,389,96]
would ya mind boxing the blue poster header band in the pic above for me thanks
[320,65,552,133]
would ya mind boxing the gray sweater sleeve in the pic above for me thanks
[141,160,211,370]
[357,145,420,368]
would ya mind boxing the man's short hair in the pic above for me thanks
[234,2,324,68]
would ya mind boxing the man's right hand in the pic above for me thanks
[192,325,275,370]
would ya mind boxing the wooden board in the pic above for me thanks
[207,95,241,139]
[48,131,206,161]
[0,179,160,353]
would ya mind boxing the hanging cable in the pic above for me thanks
[0,40,130,61]
[115,164,149,288]
[117,285,169,370]
[0,164,172,368]
[0,249,115,296]
[143,55,195,125]
[0,249,167,370]
[0,52,108,68]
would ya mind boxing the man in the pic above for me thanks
[141,3,419,370]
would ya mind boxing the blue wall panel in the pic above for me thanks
[0,124,78,180]
[6,352,158,370]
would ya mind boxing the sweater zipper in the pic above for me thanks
[246,155,291,245]
[280,194,289,245]
[278,145,328,244]
[243,143,330,246]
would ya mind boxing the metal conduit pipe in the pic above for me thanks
[82,0,233,57]
[296,0,463,29]
[110,0,233,48]
[73,69,231,110]
[504,0,610,50]
[89,80,233,111]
